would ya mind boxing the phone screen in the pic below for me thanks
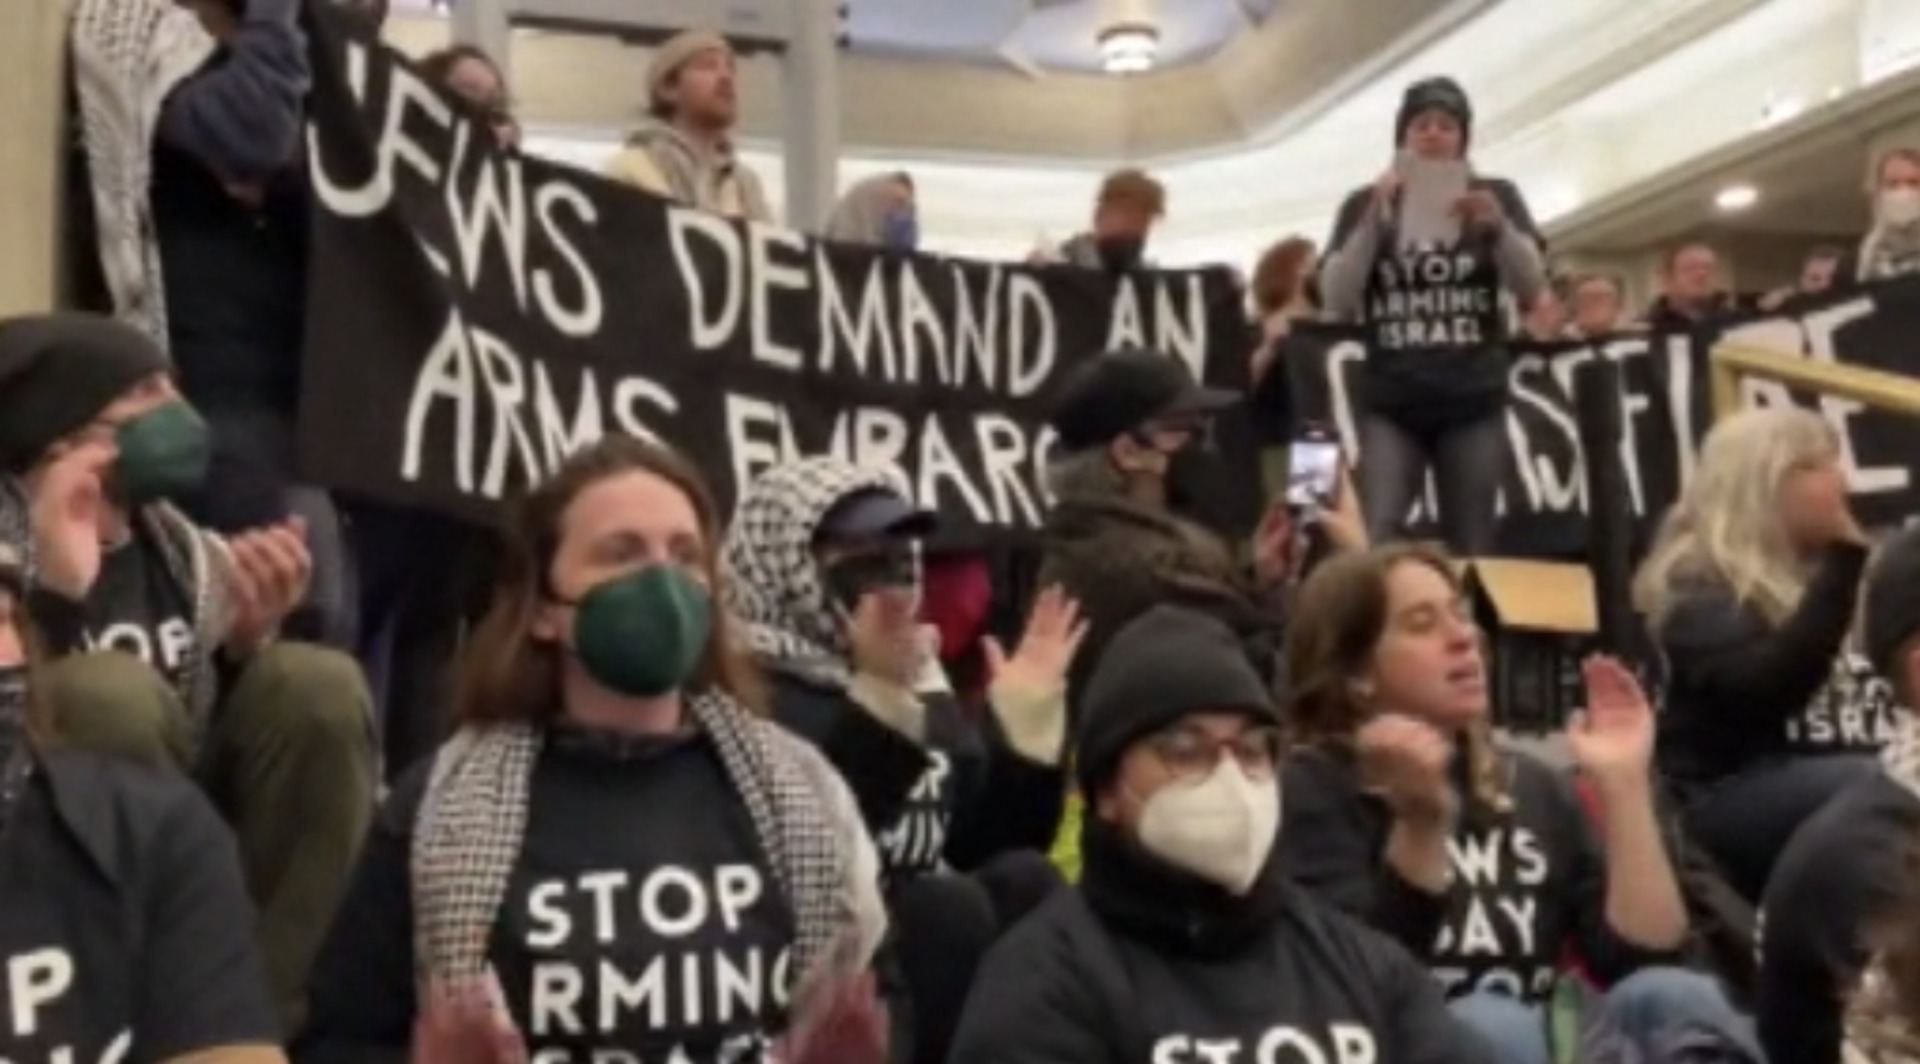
[1286,440,1342,511]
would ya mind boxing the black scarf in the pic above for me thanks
[1077,816,1287,960]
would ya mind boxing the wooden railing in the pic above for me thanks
[1710,343,1920,420]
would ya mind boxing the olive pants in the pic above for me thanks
[37,644,377,1033]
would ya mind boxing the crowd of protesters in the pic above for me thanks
[6,2,1920,1063]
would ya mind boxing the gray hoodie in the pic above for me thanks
[602,120,774,223]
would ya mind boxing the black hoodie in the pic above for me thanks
[1281,743,1679,1002]
[947,821,1486,1064]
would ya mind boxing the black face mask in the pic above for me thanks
[1097,235,1147,274]
[821,546,918,615]
[1158,443,1238,531]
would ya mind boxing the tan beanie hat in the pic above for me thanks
[648,29,731,105]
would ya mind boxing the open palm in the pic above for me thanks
[984,585,1087,692]
[1564,655,1655,781]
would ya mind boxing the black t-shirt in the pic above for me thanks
[297,727,797,1064]
[0,752,277,1061]
[1756,771,1920,1064]
[490,729,794,1063]
[1656,544,1876,789]
[81,534,195,689]
[1283,745,1673,1003]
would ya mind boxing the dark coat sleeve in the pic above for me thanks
[945,899,1120,1064]
[1659,543,1870,724]
[290,768,429,1064]
[132,770,281,1060]
[157,0,311,183]
[1277,748,1448,957]
[768,674,933,833]
[942,707,1067,871]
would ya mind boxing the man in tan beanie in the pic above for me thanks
[604,28,775,222]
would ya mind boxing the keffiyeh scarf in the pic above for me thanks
[411,691,850,1000]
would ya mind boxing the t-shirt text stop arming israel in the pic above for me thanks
[295,19,1251,537]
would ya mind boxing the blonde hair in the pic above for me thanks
[1633,406,1837,627]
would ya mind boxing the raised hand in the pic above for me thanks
[26,438,115,600]
[224,517,312,653]
[983,585,1086,693]
[1356,713,1458,828]
[412,979,525,1064]
[1564,655,1656,785]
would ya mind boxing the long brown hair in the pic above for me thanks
[1283,543,1510,811]
[452,435,764,727]
[0,560,54,742]
[1250,236,1316,318]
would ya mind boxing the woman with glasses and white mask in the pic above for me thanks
[948,604,1483,1064]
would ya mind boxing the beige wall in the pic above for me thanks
[0,0,67,316]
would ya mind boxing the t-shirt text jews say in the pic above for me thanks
[507,862,791,1064]
[0,947,131,1064]
[1368,246,1500,352]
[1431,823,1553,999]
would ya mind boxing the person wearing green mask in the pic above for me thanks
[0,312,375,1032]
[297,433,888,1064]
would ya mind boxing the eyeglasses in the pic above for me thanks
[1146,723,1284,781]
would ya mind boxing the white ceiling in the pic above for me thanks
[846,0,1283,73]
[400,0,1285,73]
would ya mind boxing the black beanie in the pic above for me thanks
[0,314,169,474]
[1074,604,1278,795]
[1395,76,1473,149]
[1864,525,1920,683]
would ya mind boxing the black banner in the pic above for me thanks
[296,17,1249,538]
[1283,275,1920,557]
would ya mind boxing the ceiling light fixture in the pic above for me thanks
[1098,22,1160,75]
[1714,184,1759,212]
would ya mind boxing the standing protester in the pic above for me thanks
[298,436,887,1064]
[1566,273,1629,339]
[69,0,357,651]
[416,44,520,149]
[1642,244,1752,331]
[1759,526,1920,1064]
[0,542,287,1064]
[1317,76,1548,554]
[1277,545,1747,1064]
[1843,148,1920,285]
[947,605,1488,1064]
[1038,169,1167,273]
[1633,405,1888,903]
[0,313,375,1031]
[603,30,775,222]
[826,173,919,250]
[1247,235,1318,389]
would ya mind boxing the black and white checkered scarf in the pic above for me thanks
[69,0,221,346]
[411,689,879,1002]
[719,457,920,690]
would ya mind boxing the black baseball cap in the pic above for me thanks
[1864,524,1920,681]
[817,487,936,542]
[1047,347,1238,454]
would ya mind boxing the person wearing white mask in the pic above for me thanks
[1847,148,1920,284]
[947,604,1485,1064]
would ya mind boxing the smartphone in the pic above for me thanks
[1285,435,1343,513]
[1398,156,1471,247]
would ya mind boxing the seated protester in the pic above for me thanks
[1632,405,1886,902]
[1278,545,1744,1064]
[720,456,1075,879]
[297,435,887,1064]
[0,544,285,1064]
[949,604,1486,1064]
[0,313,374,1030]
[719,459,1075,1064]
[1758,526,1920,1064]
